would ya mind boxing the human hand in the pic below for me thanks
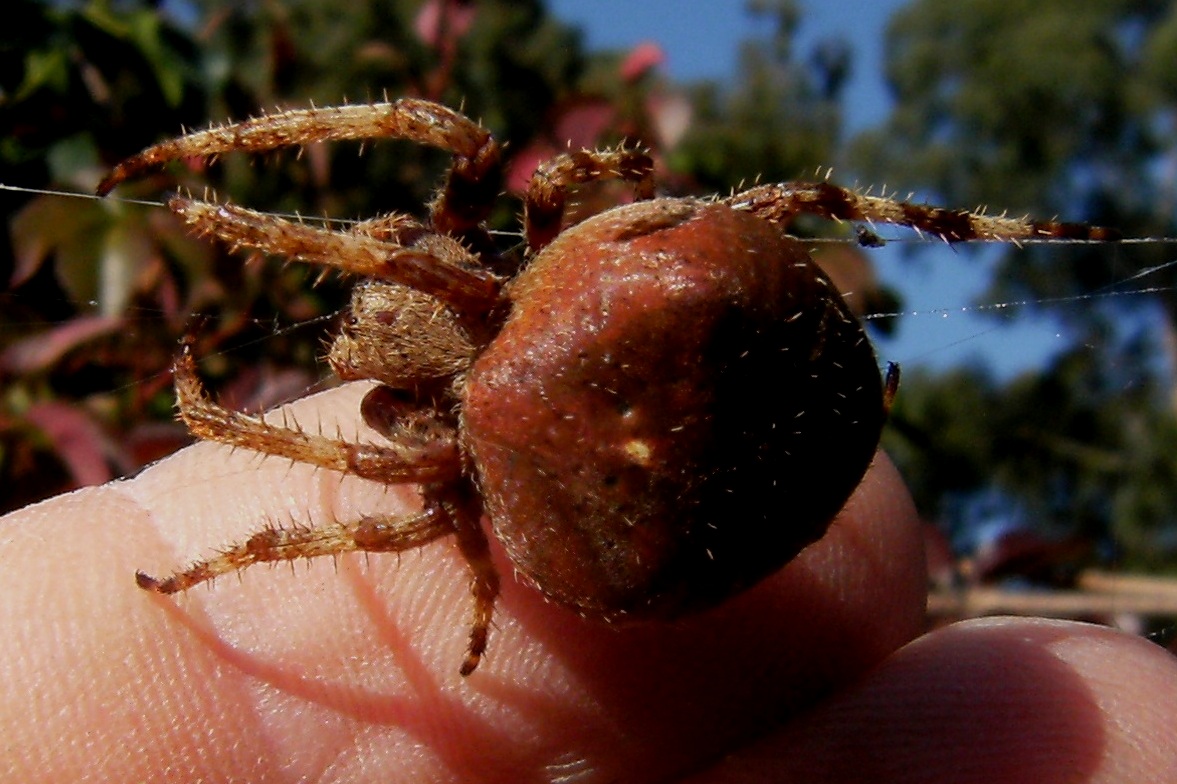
[3,382,1175,782]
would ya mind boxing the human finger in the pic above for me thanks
[0,382,925,782]
[687,616,1177,783]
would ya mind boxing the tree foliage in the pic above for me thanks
[857,0,1177,571]
[673,0,847,191]
[0,0,593,510]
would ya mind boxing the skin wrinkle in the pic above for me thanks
[2,486,277,781]
[830,471,923,622]
[330,538,606,781]
[1055,628,1176,762]
[108,383,434,781]
[684,618,1177,784]
[101,383,573,781]
[118,492,321,779]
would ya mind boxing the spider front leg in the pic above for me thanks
[524,147,657,250]
[726,181,1120,242]
[134,505,454,595]
[147,347,503,673]
[168,196,501,313]
[96,98,503,236]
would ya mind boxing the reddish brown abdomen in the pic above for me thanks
[462,199,884,618]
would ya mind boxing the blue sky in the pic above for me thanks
[546,0,1082,379]
[548,0,896,132]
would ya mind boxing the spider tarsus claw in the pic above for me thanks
[96,169,124,197]
[458,652,481,677]
[459,624,490,676]
[134,571,163,592]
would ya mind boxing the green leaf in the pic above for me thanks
[97,220,155,318]
[14,48,70,101]
[81,1,188,106]
[9,196,103,288]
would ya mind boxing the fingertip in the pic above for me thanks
[694,617,1177,784]
[1,383,932,782]
[0,485,274,781]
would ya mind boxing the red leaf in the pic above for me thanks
[619,41,666,82]
[24,402,113,487]
[123,422,192,470]
[1,315,122,374]
[553,101,617,149]
[414,0,477,47]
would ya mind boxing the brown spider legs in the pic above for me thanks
[142,343,502,673]
[726,181,1120,242]
[104,99,666,675]
[167,196,501,313]
[523,147,656,249]
[97,98,504,237]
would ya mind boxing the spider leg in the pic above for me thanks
[173,341,463,484]
[349,213,427,242]
[136,478,501,675]
[433,481,500,676]
[169,195,501,313]
[97,99,502,236]
[725,182,1120,243]
[524,147,656,250]
[134,505,454,594]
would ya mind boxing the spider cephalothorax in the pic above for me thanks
[98,98,1115,674]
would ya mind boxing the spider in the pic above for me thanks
[97,98,1116,675]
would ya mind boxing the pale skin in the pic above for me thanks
[2,381,1177,782]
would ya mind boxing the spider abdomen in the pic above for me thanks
[462,198,886,618]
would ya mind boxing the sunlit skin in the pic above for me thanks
[2,389,1176,781]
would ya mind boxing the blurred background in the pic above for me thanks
[4,0,1177,632]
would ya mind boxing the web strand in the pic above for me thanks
[6,181,1177,245]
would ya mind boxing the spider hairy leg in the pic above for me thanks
[173,342,463,484]
[134,506,453,594]
[96,98,502,236]
[438,483,500,676]
[160,347,502,673]
[97,101,487,181]
[524,147,656,250]
[100,99,487,196]
[727,181,1120,242]
[349,213,428,242]
[168,196,502,312]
